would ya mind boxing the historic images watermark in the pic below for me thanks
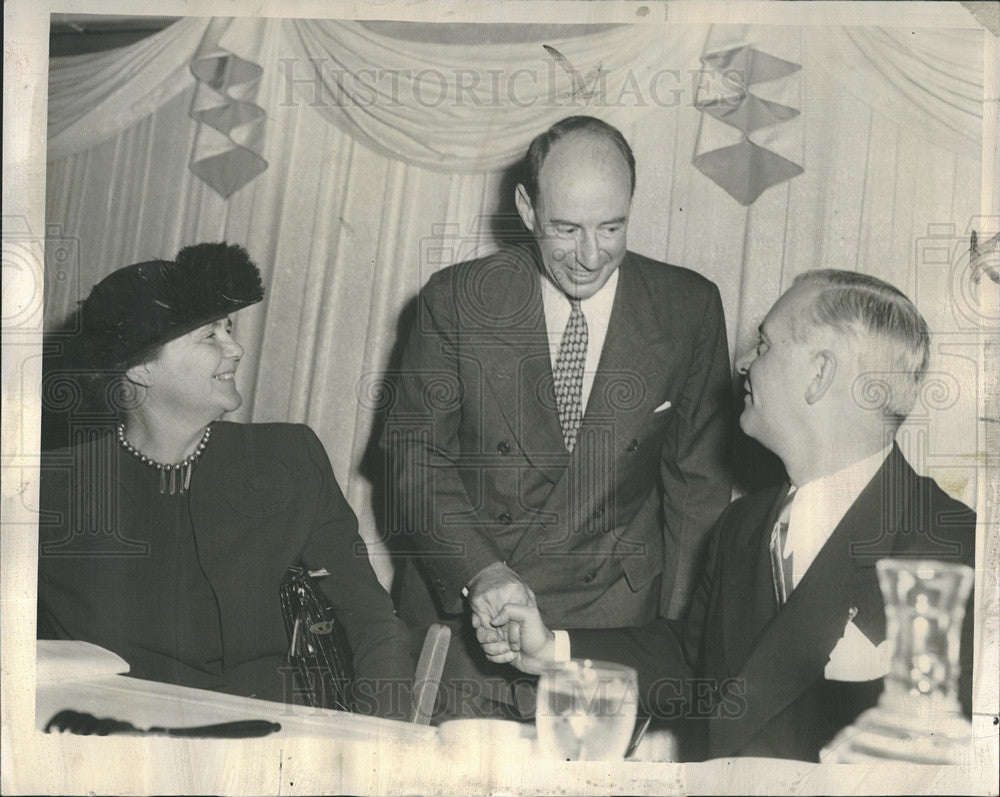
[279,54,745,110]
[277,670,749,722]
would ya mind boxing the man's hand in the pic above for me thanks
[467,562,535,649]
[476,603,556,675]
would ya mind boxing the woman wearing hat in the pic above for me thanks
[37,242,414,719]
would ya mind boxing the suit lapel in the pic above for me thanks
[711,458,896,757]
[718,485,786,675]
[473,246,566,484]
[579,258,671,449]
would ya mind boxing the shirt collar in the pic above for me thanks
[540,266,620,315]
[785,445,892,566]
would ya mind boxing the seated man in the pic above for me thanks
[479,269,976,761]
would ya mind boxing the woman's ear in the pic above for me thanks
[805,349,836,405]
[124,362,153,388]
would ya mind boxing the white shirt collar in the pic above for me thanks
[784,445,893,587]
[539,266,619,319]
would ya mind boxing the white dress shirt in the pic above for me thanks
[783,445,892,589]
[540,268,620,415]
[536,272,619,658]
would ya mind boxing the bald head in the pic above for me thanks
[522,116,636,205]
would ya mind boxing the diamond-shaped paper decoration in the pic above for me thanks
[189,148,268,200]
[692,39,804,206]
[195,101,266,134]
[188,21,269,200]
[695,93,800,134]
[701,45,802,88]
[191,49,263,90]
[693,139,804,206]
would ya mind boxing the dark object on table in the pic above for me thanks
[280,566,355,712]
[45,709,280,738]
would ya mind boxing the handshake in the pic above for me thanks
[468,562,557,675]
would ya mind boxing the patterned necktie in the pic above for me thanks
[553,298,588,453]
[769,487,797,606]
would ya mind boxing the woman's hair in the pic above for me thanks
[78,344,162,421]
[792,269,930,423]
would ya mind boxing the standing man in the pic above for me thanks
[482,270,977,760]
[383,116,732,718]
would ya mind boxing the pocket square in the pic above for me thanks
[824,619,890,682]
[654,400,672,413]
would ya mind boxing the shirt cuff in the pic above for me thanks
[552,630,571,662]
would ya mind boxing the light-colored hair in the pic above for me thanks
[792,269,930,423]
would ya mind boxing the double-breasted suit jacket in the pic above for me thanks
[571,447,977,760]
[383,244,732,714]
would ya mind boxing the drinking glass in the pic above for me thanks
[535,659,638,761]
[821,559,974,763]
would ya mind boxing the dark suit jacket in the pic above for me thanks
[37,422,414,719]
[571,446,977,761]
[383,244,732,713]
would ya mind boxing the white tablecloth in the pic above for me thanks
[35,640,435,744]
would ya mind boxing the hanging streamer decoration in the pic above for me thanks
[188,18,269,199]
[692,40,804,206]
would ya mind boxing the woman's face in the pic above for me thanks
[139,317,246,421]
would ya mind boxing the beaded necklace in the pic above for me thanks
[116,423,212,495]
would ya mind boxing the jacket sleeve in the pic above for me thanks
[660,281,734,619]
[381,277,506,613]
[570,500,731,719]
[297,425,415,720]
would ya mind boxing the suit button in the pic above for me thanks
[625,439,639,452]
[593,506,604,518]
[496,441,510,454]
[498,512,512,525]
[583,570,598,583]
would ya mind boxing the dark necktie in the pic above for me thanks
[769,487,797,606]
[552,298,588,453]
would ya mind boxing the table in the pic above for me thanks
[29,643,988,794]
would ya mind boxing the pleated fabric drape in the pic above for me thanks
[44,20,985,584]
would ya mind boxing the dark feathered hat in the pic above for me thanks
[78,242,264,371]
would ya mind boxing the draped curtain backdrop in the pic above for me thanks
[44,19,985,586]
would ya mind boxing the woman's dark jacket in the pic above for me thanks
[37,422,413,720]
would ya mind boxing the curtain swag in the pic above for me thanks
[49,19,983,198]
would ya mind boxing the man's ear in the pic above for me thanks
[805,350,836,405]
[514,183,536,233]
[124,362,153,388]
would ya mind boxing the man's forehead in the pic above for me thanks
[763,284,816,333]
[540,132,630,180]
